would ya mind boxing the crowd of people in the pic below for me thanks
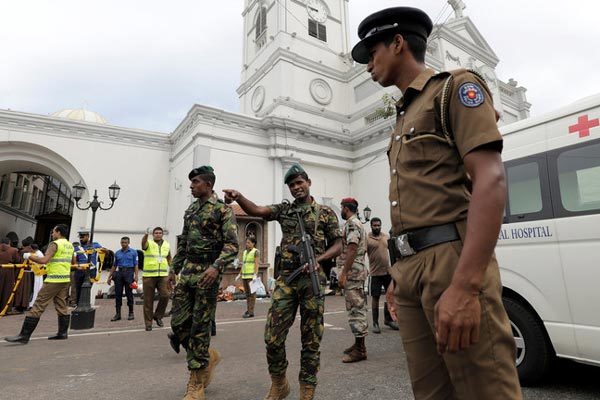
[2,6,525,400]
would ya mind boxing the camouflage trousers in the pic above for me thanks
[344,280,368,338]
[265,274,325,386]
[170,262,220,370]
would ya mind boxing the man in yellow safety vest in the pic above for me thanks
[5,224,76,344]
[141,226,171,331]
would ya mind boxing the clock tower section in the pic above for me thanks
[237,0,352,127]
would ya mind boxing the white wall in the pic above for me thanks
[0,115,170,251]
[0,209,36,242]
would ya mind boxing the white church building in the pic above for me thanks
[0,0,530,272]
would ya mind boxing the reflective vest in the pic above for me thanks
[45,238,74,283]
[242,248,258,279]
[144,239,170,277]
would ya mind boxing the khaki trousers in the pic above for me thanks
[389,221,522,400]
[242,278,256,314]
[27,282,70,318]
[69,271,77,306]
[143,276,169,327]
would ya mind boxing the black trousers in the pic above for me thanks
[73,267,98,305]
[114,268,134,309]
[73,270,85,305]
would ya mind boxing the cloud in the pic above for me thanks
[1,0,598,131]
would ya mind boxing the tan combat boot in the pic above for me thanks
[299,383,316,400]
[204,348,222,388]
[264,373,290,400]
[182,369,205,400]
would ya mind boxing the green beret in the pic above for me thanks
[188,165,215,180]
[284,163,307,184]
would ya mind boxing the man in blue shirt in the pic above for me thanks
[73,231,104,306]
[107,237,139,321]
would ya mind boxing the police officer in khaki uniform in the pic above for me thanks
[351,7,522,400]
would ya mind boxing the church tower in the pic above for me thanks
[237,0,353,128]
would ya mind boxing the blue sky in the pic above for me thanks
[1,0,598,132]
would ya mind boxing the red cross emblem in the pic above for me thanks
[569,115,599,138]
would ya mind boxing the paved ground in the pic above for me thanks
[1,296,599,400]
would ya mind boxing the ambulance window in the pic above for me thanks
[507,161,543,215]
[557,142,600,212]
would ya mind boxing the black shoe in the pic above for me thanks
[242,311,254,318]
[127,312,134,320]
[154,317,164,327]
[168,332,180,354]
[384,320,399,330]
[48,315,70,340]
[5,316,40,344]
[372,323,381,334]
[111,312,121,322]
[145,326,152,331]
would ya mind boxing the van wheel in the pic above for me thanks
[503,297,554,385]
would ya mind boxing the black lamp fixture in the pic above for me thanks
[108,181,120,201]
[72,181,86,201]
[359,205,372,224]
[70,180,120,330]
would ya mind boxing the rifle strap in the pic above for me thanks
[313,204,320,238]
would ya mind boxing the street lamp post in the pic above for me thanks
[70,181,120,330]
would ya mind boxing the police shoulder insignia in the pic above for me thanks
[458,82,484,107]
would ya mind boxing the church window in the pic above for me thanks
[0,174,8,202]
[308,19,326,42]
[255,7,267,50]
[11,174,23,208]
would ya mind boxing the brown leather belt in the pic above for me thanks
[389,222,460,259]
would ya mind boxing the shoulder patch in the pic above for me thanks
[458,82,485,108]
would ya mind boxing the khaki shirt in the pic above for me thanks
[367,232,390,277]
[340,214,367,281]
[389,68,503,235]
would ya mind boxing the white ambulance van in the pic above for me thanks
[497,94,600,384]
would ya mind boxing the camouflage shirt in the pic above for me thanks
[267,197,341,268]
[172,192,239,274]
[340,214,367,281]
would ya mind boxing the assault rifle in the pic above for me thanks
[284,210,322,298]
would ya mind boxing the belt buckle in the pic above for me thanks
[395,234,416,257]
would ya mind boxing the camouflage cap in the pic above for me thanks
[188,165,215,180]
[284,163,307,184]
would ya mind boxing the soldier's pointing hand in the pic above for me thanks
[222,189,239,204]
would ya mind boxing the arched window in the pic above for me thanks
[255,6,267,49]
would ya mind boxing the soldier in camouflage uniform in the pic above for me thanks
[337,198,369,363]
[223,163,342,400]
[169,165,239,400]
